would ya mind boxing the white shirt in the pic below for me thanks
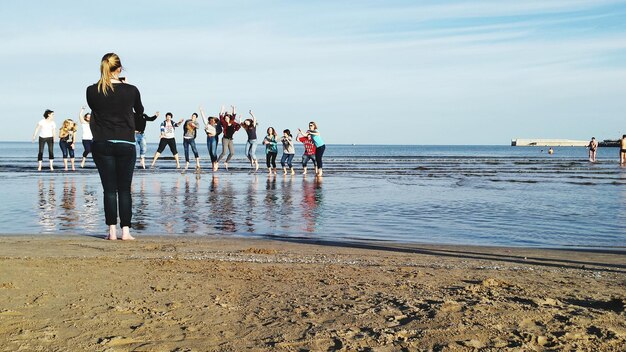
[38,119,56,138]
[82,122,93,140]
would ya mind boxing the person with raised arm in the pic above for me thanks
[78,106,93,168]
[199,106,220,171]
[150,112,184,169]
[302,121,326,176]
[182,112,201,171]
[134,111,159,169]
[241,110,259,171]
[86,52,144,240]
[216,105,241,171]
[32,109,57,171]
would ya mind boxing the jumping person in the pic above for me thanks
[199,106,219,171]
[151,112,184,169]
[241,110,259,171]
[216,105,241,171]
[86,52,144,240]
[79,106,93,168]
[182,113,201,170]
[32,109,57,171]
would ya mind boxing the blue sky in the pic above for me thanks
[2,0,626,144]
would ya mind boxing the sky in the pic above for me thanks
[2,0,626,145]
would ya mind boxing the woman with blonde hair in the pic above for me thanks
[59,119,77,171]
[86,53,144,240]
[303,121,325,176]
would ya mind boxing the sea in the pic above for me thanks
[1,141,625,249]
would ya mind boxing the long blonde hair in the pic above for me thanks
[59,119,76,138]
[97,53,122,96]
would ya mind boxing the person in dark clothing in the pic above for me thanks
[134,111,159,168]
[86,53,144,241]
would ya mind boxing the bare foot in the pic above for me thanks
[105,225,117,240]
[121,227,135,241]
[224,162,229,171]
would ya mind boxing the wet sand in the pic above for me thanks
[0,235,624,351]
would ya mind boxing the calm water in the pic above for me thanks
[1,141,625,248]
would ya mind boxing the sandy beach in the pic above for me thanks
[0,235,624,351]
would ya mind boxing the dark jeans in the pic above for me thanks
[157,138,178,155]
[206,135,218,162]
[38,137,54,161]
[281,153,294,168]
[82,139,92,158]
[302,154,316,168]
[315,144,326,169]
[266,151,277,168]
[183,138,199,162]
[92,141,136,227]
[59,140,75,159]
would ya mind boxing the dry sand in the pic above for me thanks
[0,235,624,351]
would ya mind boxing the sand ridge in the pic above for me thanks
[0,236,624,351]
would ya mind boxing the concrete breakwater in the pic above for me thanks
[511,139,588,147]
[511,139,620,147]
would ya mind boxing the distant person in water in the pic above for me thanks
[619,134,626,165]
[86,52,144,241]
[548,147,554,155]
[135,111,159,169]
[79,106,93,168]
[58,119,77,171]
[32,109,57,171]
[182,112,201,170]
[587,137,598,163]
[151,112,184,169]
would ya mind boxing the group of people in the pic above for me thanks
[34,105,327,177]
[146,107,326,176]
[33,52,327,241]
[32,108,94,171]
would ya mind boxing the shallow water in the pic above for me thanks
[2,142,625,248]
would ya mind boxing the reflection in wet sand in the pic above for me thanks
[264,175,278,234]
[182,174,200,234]
[59,177,77,230]
[243,175,258,233]
[38,178,57,232]
[301,176,323,234]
